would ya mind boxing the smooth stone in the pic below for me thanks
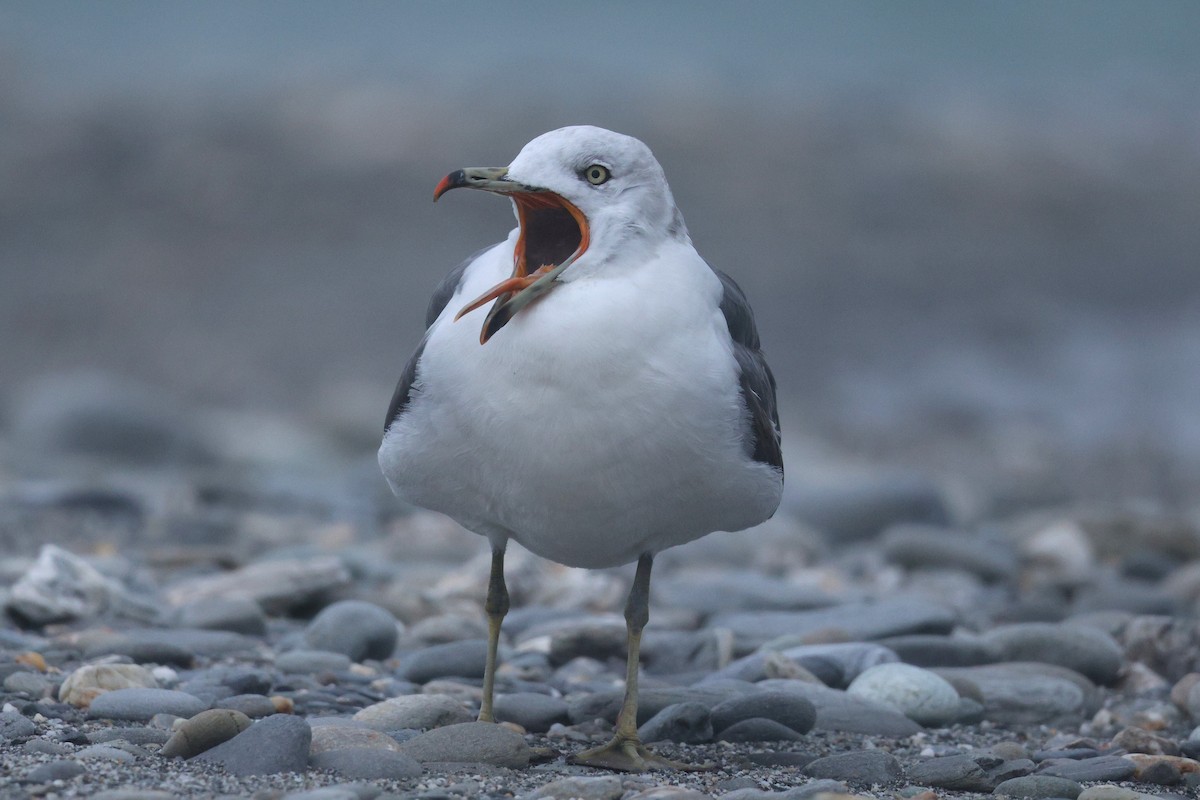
[710,691,816,735]
[88,688,207,721]
[5,670,51,697]
[907,753,995,791]
[161,708,253,758]
[80,628,258,659]
[993,775,1083,798]
[174,597,267,636]
[881,524,1019,581]
[493,692,570,733]
[755,680,921,736]
[525,775,624,800]
[717,718,804,742]
[0,711,37,740]
[397,639,488,683]
[1037,756,1137,782]
[165,557,351,616]
[24,739,73,755]
[80,637,194,667]
[654,571,838,613]
[24,759,86,782]
[278,649,354,674]
[214,694,279,718]
[303,601,399,662]
[803,749,904,785]
[637,702,713,744]
[877,634,1001,667]
[310,723,405,754]
[712,599,956,654]
[787,474,950,541]
[90,792,175,800]
[6,544,157,625]
[309,747,423,779]
[982,623,1123,685]
[406,613,489,646]
[776,643,899,687]
[196,715,312,775]
[642,629,733,675]
[1111,726,1179,756]
[544,620,626,664]
[399,721,530,768]
[846,663,960,726]
[935,664,1098,725]
[353,694,473,731]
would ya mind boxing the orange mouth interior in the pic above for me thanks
[454,192,590,322]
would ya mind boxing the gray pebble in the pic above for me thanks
[399,720,530,768]
[24,739,73,755]
[0,710,37,740]
[161,708,253,758]
[880,524,1019,581]
[23,759,86,782]
[756,680,921,736]
[304,600,399,662]
[4,670,51,697]
[567,686,744,727]
[397,638,489,683]
[787,474,950,541]
[88,688,208,721]
[993,774,1083,798]
[354,694,473,731]
[710,690,816,735]
[654,571,838,614]
[76,743,138,761]
[1037,756,1137,782]
[877,633,1001,667]
[846,663,961,726]
[637,702,713,744]
[935,664,1098,725]
[717,718,804,742]
[90,791,176,800]
[803,748,905,785]
[983,623,1124,685]
[712,599,956,655]
[310,723,404,754]
[174,597,268,636]
[81,637,195,667]
[196,714,312,775]
[310,746,423,779]
[493,692,569,732]
[642,629,733,675]
[278,649,354,674]
[88,727,171,745]
[907,753,996,791]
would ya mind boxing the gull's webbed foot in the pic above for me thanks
[568,735,713,772]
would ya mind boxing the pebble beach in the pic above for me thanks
[2,384,1199,800]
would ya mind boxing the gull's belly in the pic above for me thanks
[379,263,782,567]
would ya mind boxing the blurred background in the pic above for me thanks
[2,0,1199,513]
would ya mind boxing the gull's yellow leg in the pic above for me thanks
[478,546,508,723]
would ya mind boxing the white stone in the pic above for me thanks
[846,662,960,727]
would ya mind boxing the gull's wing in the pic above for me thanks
[712,268,783,474]
[384,245,497,432]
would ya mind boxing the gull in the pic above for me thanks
[379,126,783,771]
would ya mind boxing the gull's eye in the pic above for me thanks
[583,164,610,185]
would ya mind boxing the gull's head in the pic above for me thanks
[433,126,687,343]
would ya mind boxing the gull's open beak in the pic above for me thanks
[434,167,590,344]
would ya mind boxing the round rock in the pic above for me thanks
[353,694,473,731]
[637,702,713,744]
[982,623,1123,685]
[303,600,399,662]
[309,747,423,780]
[399,720,530,768]
[87,688,207,722]
[160,708,253,758]
[397,639,489,683]
[0,711,37,741]
[310,723,404,754]
[59,663,159,707]
[276,649,353,674]
[493,692,570,733]
[195,715,312,775]
[717,718,804,743]
[994,775,1083,799]
[710,690,816,735]
[847,663,960,726]
[803,749,904,786]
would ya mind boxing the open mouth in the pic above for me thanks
[453,190,590,342]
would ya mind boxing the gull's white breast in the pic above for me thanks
[378,235,782,568]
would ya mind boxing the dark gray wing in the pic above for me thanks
[713,268,783,474]
[384,245,497,432]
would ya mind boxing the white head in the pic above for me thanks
[433,126,688,343]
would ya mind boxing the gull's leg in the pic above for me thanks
[568,554,712,772]
[478,545,508,723]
